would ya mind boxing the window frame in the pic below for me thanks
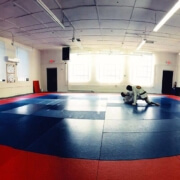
[129,54,154,86]
[68,54,91,83]
[16,47,30,82]
[95,54,125,83]
[0,40,6,82]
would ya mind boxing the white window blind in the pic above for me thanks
[0,41,6,81]
[16,47,29,81]
[68,54,91,83]
[129,54,154,86]
[95,54,125,83]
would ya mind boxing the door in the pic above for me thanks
[162,70,173,94]
[47,68,57,92]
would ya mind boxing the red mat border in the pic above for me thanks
[0,145,180,180]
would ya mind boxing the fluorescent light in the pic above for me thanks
[36,0,65,29]
[153,0,180,32]
[136,39,146,50]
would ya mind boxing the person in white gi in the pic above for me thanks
[121,92,134,104]
[126,85,160,106]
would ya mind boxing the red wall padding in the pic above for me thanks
[33,81,41,93]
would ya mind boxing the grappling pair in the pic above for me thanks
[121,85,160,106]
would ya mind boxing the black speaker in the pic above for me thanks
[62,47,70,60]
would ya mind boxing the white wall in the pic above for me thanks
[177,54,180,86]
[40,49,68,92]
[40,50,178,94]
[0,37,41,98]
[154,52,178,93]
[1,39,178,98]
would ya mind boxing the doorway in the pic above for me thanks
[47,68,57,92]
[162,70,173,94]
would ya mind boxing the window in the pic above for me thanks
[16,47,29,81]
[68,54,91,82]
[0,41,6,81]
[95,54,125,83]
[129,54,154,86]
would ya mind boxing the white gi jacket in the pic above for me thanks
[123,92,134,104]
[132,86,147,105]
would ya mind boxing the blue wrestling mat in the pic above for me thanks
[0,93,180,160]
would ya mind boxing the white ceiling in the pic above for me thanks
[1,0,180,53]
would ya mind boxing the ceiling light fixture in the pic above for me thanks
[153,0,180,32]
[36,0,65,29]
[136,39,146,50]
[71,28,83,49]
[72,38,83,49]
